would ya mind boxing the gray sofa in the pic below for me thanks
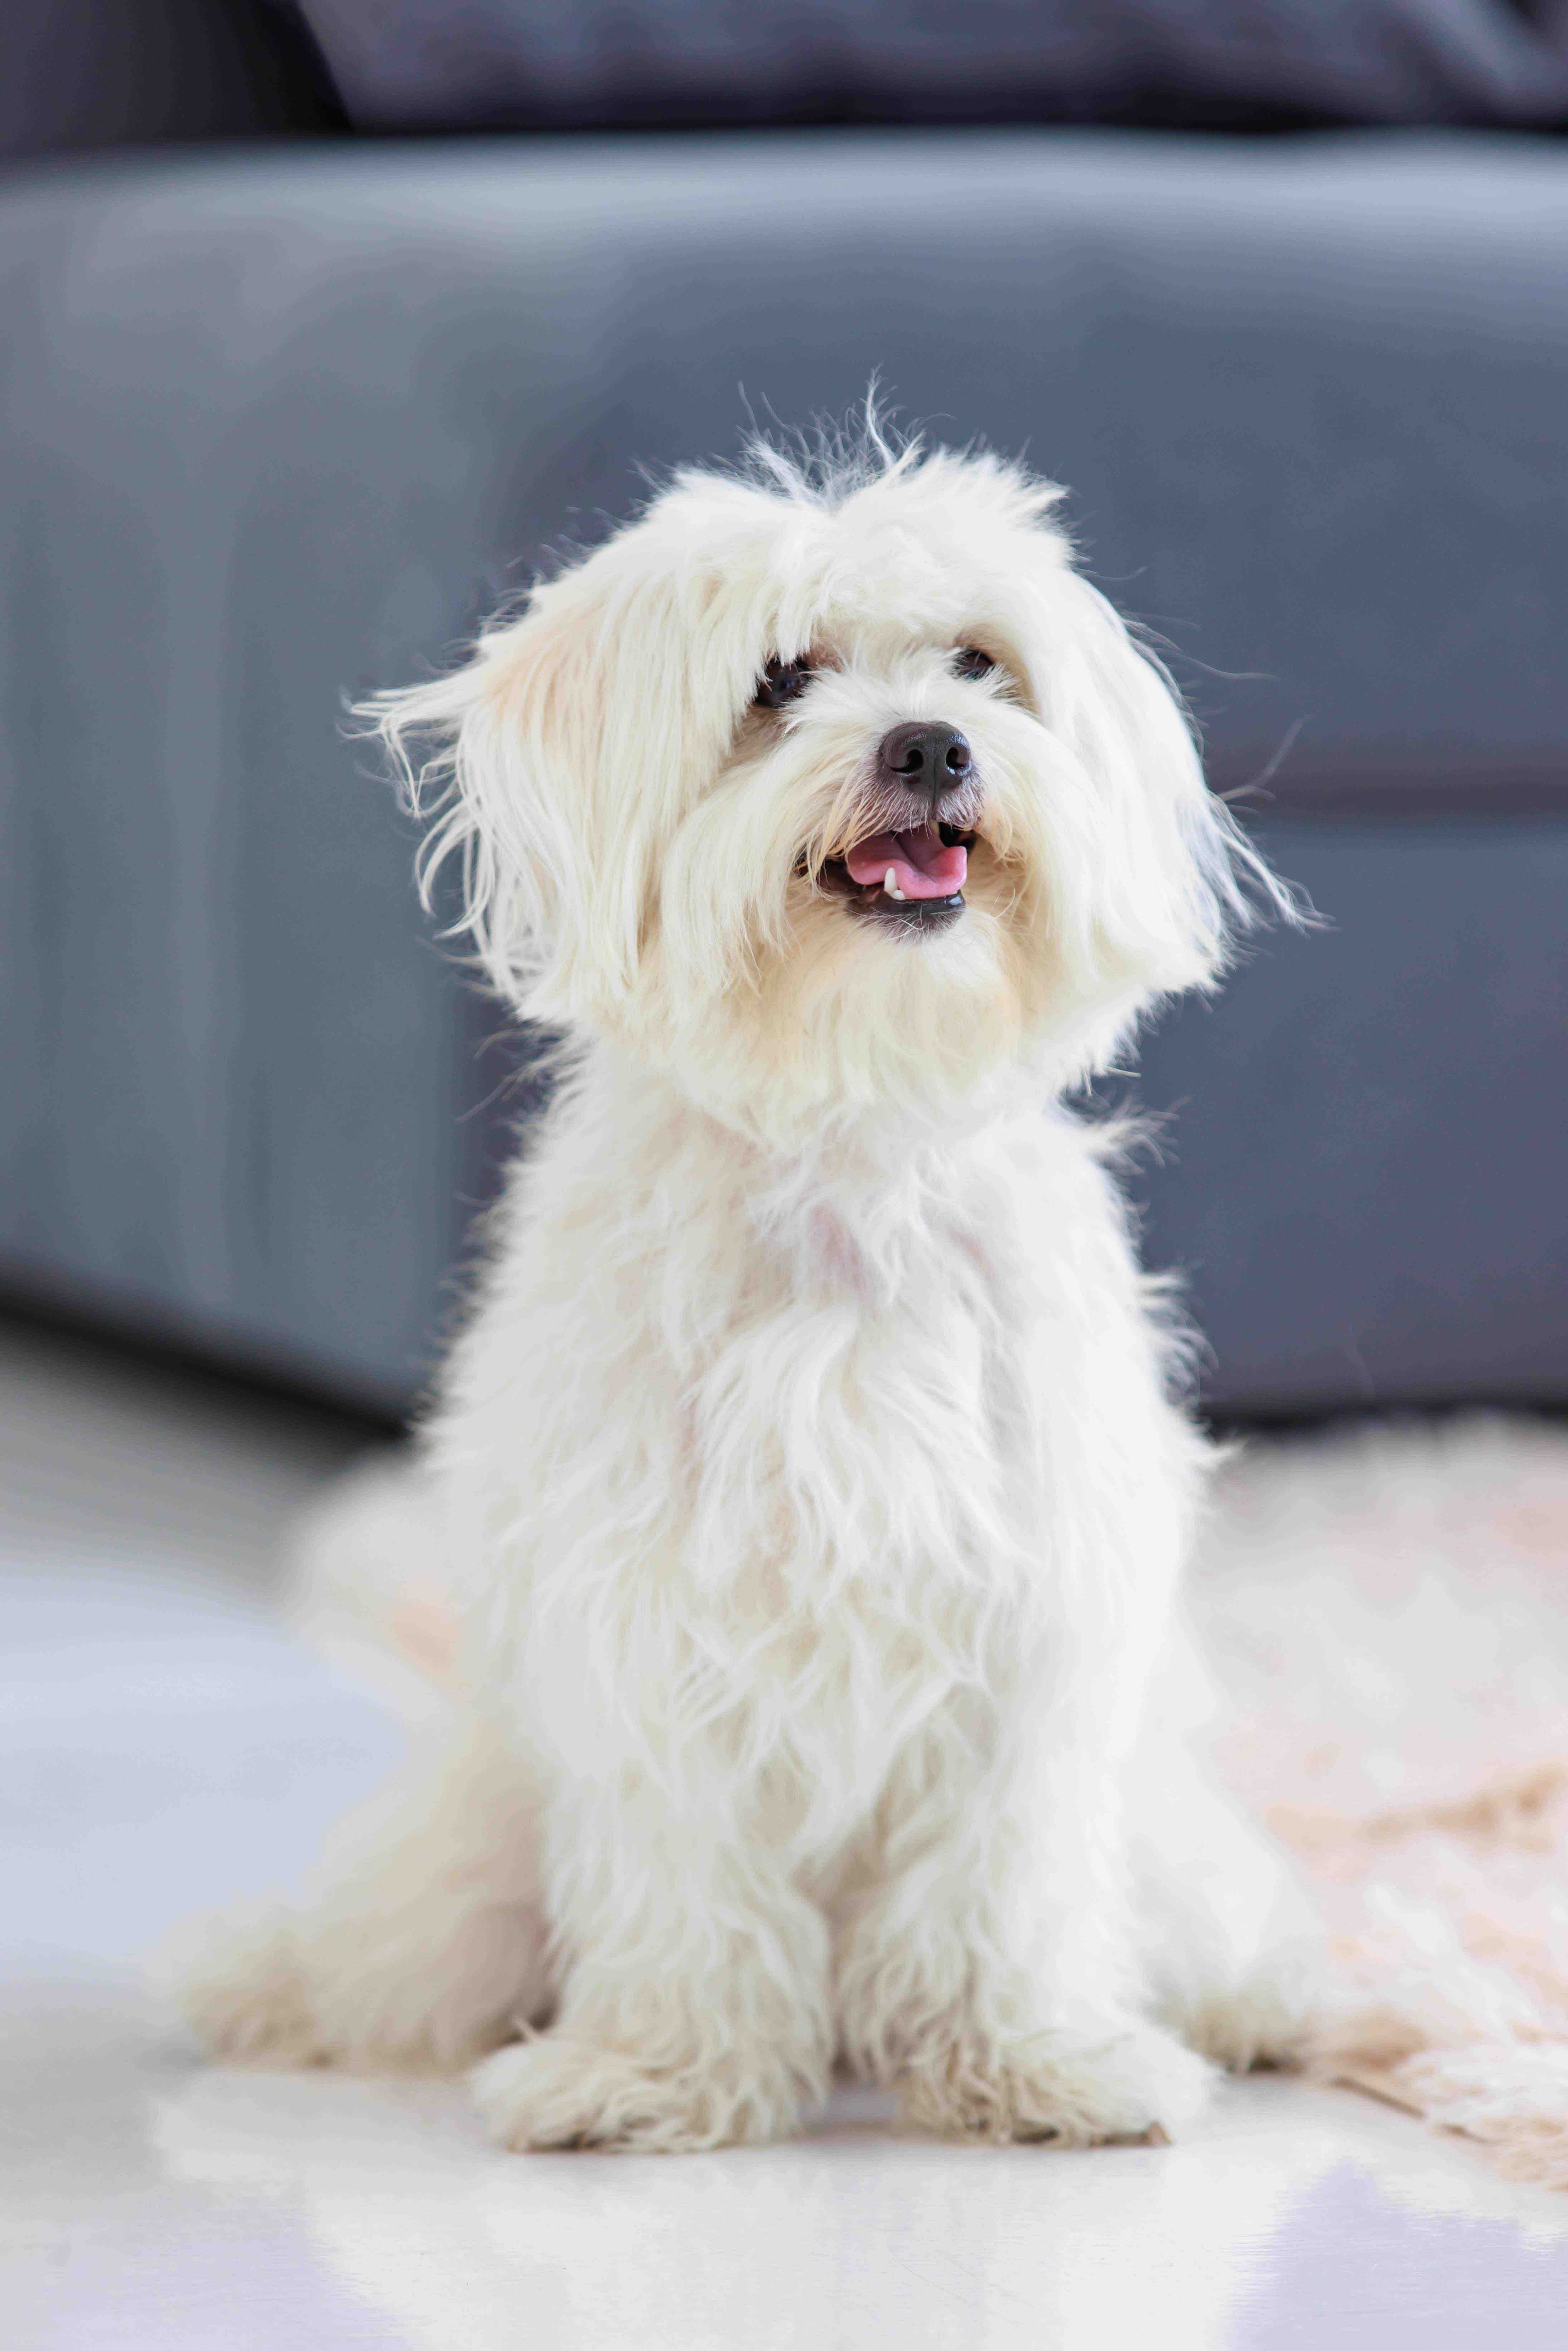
[3,126,1565,1416]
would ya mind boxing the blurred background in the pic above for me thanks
[3,0,1568,1433]
[4,5,1568,2335]
[3,0,1567,1436]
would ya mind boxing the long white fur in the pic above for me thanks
[173,427,1319,2151]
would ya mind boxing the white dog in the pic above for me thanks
[178,428,1317,2152]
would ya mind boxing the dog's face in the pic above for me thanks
[376,443,1271,1135]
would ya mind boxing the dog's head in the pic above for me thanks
[371,435,1283,1135]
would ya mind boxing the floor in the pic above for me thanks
[4,1323,1568,2350]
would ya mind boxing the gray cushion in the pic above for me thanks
[298,0,1568,131]
[0,0,340,159]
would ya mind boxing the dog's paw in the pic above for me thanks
[470,2033,812,2153]
[899,2017,1216,2147]
[1173,1946,1325,2076]
[160,1905,331,2069]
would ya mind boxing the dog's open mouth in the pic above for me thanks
[821,822,975,930]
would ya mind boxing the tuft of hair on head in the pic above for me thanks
[734,386,924,509]
[682,385,1052,532]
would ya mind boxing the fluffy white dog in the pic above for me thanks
[178,428,1316,2152]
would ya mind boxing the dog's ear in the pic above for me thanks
[364,554,703,1029]
[1020,570,1298,1022]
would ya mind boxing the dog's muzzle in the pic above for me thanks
[820,722,981,933]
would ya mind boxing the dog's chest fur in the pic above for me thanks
[446,1058,1170,1808]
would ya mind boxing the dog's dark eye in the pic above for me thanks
[953,646,996,681]
[754,656,814,709]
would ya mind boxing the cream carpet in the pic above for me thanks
[1193,1416,1568,2189]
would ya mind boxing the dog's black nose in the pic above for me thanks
[877,721,973,796]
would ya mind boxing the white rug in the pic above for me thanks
[289,1413,1568,2190]
[1192,1416,1568,2188]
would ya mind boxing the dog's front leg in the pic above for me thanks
[837,1685,1217,2146]
[471,1779,834,2152]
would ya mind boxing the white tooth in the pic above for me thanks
[883,867,906,901]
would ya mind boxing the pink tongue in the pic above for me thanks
[844,825,967,901]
